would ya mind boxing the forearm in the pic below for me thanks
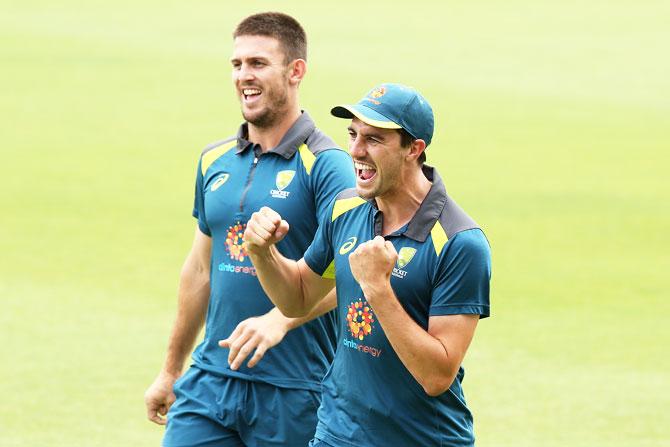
[283,287,337,330]
[162,265,210,376]
[248,246,313,317]
[364,284,458,396]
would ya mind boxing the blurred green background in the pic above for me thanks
[1,0,668,446]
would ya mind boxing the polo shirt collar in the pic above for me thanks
[235,111,316,159]
[371,165,448,242]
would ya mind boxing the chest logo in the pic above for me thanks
[210,173,230,191]
[392,247,416,279]
[271,170,295,199]
[396,247,417,268]
[224,222,248,262]
[346,299,375,341]
[339,237,358,255]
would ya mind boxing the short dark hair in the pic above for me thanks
[397,128,426,164]
[233,12,307,63]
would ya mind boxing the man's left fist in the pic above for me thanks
[349,236,397,290]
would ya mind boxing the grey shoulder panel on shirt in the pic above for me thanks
[304,128,340,155]
[438,194,480,239]
[200,135,237,156]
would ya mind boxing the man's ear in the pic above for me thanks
[407,139,427,162]
[287,59,307,85]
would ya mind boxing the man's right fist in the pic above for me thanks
[244,206,290,255]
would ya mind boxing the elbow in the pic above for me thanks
[422,382,450,397]
[280,306,309,318]
[420,371,458,397]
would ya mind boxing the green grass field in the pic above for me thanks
[1,1,669,445]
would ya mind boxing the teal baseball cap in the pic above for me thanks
[331,83,434,146]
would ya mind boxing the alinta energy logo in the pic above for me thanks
[347,299,375,340]
[224,222,247,262]
[270,170,295,199]
[343,299,382,358]
[210,173,230,192]
[392,247,417,279]
[219,222,257,276]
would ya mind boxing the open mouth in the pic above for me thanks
[242,87,261,102]
[354,161,377,182]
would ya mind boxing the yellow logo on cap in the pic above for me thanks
[369,87,386,98]
[365,86,386,105]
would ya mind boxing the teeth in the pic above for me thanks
[243,88,261,95]
[354,162,375,171]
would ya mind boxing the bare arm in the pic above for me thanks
[218,287,337,370]
[144,227,212,425]
[350,236,480,397]
[244,206,334,317]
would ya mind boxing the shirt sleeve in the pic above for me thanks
[303,197,336,279]
[191,158,211,236]
[310,149,356,222]
[430,228,491,318]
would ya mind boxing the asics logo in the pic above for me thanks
[210,174,230,191]
[339,237,357,255]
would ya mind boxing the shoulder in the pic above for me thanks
[304,127,340,156]
[199,135,238,175]
[437,194,480,239]
[445,228,490,259]
[430,193,487,258]
[298,128,351,174]
[331,188,367,222]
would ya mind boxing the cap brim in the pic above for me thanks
[330,105,402,129]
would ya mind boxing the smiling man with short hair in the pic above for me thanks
[144,12,355,447]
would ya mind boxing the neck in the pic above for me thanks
[376,165,432,236]
[247,104,301,152]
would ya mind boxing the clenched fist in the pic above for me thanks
[244,207,290,255]
[349,236,397,296]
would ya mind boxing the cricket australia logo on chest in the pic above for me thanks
[270,170,295,199]
[392,247,417,279]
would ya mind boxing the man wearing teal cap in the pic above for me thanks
[244,83,492,446]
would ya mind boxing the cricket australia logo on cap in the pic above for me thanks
[270,170,295,199]
[365,86,386,105]
[392,247,416,279]
[210,173,230,192]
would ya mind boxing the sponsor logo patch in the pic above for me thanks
[343,298,381,358]
[224,222,247,262]
[346,299,375,341]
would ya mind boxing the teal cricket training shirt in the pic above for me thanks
[192,112,356,392]
[304,166,491,447]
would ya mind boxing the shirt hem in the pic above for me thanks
[193,361,323,392]
[315,428,359,447]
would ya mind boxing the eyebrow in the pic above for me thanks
[230,55,271,63]
[348,126,386,141]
